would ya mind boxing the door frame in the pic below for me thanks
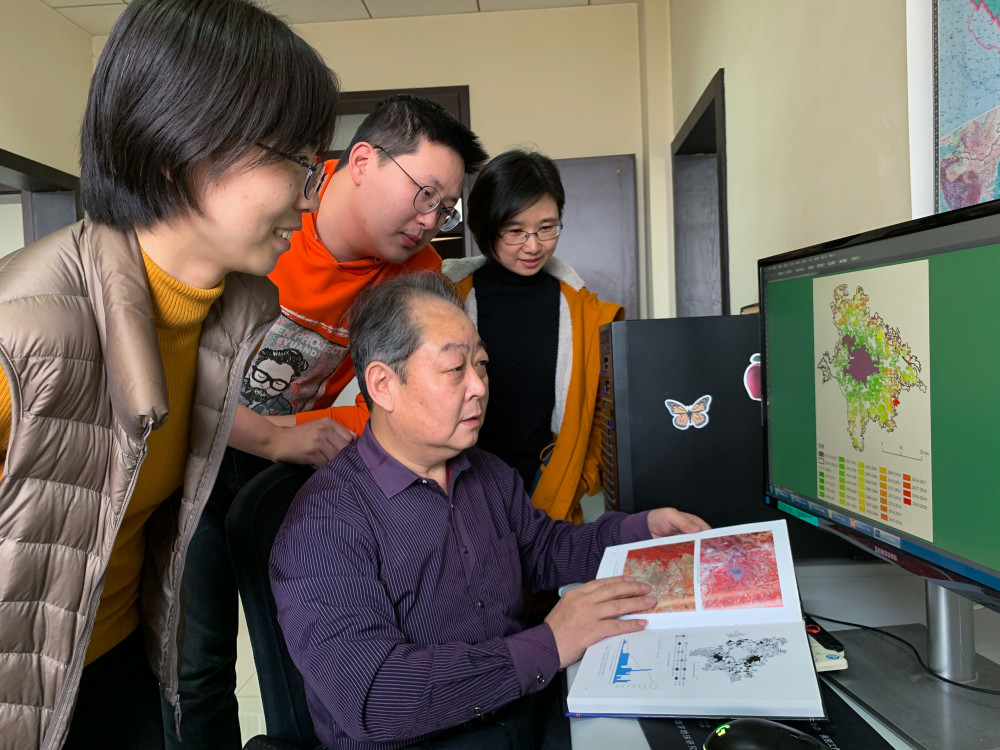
[0,148,81,246]
[670,69,729,315]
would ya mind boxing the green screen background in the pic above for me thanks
[765,246,1000,574]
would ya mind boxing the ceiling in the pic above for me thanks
[37,0,630,37]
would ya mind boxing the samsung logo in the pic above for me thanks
[874,545,898,563]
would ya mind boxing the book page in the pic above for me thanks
[567,621,823,718]
[596,520,801,628]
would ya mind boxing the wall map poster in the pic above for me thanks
[937,0,1000,210]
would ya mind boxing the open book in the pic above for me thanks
[566,520,824,719]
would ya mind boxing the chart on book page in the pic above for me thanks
[580,623,803,695]
[812,261,933,541]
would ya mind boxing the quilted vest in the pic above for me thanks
[0,220,278,750]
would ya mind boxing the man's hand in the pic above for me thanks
[270,418,357,469]
[647,508,710,538]
[544,576,655,668]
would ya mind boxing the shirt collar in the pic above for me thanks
[357,424,472,498]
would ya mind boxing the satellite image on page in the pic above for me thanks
[622,532,783,613]
[623,541,696,613]
[700,531,782,611]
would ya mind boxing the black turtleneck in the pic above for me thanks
[473,259,560,490]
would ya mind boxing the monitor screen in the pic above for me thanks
[759,201,1000,615]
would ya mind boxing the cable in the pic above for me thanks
[804,611,1000,696]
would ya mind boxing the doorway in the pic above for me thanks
[0,148,80,257]
[552,154,640,319]
[671,69,729,316]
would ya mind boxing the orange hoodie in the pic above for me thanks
[258,159,441,434]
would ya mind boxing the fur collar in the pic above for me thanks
[441,254,587,291]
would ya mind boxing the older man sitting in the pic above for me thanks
[270,272,709,750]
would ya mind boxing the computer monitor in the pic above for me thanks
[759,201,1000,748]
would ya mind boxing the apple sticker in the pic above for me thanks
[744,353,761,401]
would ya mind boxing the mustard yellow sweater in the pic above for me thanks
[0,251,223,664]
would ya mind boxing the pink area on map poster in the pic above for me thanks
[700,531,782,610]
[623,541,696,613]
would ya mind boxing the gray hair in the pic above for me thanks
[349,271,464,407]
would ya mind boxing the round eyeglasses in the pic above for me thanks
[257,143,328,200]
[373,146,462,231]
[498,223,563,245]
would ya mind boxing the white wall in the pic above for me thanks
[669,0,912,312]
[0,0,93,175]
[635,0,674,317]
[92,5,644,163]
[293,5,643,162]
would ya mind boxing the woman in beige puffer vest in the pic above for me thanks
[0,1,340,748]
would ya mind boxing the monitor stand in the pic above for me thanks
[825,582,1000,749]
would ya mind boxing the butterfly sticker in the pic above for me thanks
[664,394,712,430]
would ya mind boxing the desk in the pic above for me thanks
[567,556,1000,750]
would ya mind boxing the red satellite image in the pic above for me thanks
[699,531,782,610]
[623,541,696,613]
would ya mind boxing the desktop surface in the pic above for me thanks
[638,681,891,750]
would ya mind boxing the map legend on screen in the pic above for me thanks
[813,262,934,542]
[816,451,931,538]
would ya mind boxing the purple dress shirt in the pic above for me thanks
[270,426,651,750]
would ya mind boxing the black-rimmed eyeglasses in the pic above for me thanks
[373,146,462,231]
[257,143,328,200]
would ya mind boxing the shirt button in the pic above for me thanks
[536,673,546,685]
[463,546,470,554]
[477,600,485,608]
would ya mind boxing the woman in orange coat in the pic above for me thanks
[443,150,623,523]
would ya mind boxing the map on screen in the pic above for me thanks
[812,262,933,542]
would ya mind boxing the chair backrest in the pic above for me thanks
[226,461,320,749]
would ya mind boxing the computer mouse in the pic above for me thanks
[703,717,826,749]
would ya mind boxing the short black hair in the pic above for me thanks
[467,149,565,261]
[349,271,463,408]
[81,0,340,229]
[337,94,488,175]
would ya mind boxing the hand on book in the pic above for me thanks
[544,576,656,669]
[646,507,711,538]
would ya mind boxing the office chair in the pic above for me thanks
[226,461,321,750]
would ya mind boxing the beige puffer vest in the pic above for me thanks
[0,220,278,750]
